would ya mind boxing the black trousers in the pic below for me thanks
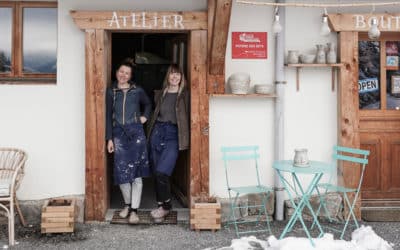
[154,171,172,209]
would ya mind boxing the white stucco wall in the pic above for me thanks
[209,0,400,198]
[0,0,207,200]
[2,0,400,201]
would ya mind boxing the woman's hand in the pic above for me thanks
[140,116,147,124]
[107,140,114,153]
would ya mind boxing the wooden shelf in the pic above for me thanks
[286,63,343,67]
[210,93,277,98]
[286,63,344,91]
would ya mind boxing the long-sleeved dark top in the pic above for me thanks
[106,82,151,140]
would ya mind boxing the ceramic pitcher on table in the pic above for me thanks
[294,148,309,166]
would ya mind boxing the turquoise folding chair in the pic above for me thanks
[221,145,273,237]
[313,145,369,239]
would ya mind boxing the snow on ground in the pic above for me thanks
[210,225,394,250]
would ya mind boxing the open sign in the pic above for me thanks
[359,78,379,93]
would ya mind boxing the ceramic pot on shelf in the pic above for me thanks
[287,50,299,64]
[326,43,337,64]
[316,44,326,64]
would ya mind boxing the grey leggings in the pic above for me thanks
[119,178,143,209]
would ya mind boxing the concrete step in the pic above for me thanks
[362,201,400,221]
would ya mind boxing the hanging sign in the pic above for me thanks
[359,78,379,93]
[232,32,267,59]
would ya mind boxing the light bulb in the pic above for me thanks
[320,16,331,36]
[368,17,380,40]
[272,14,282,34]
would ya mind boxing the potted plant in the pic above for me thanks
[190,192,221,232]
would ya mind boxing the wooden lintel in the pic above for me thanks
[328,13,400,32]
[209,0,232,75]
[70,10,207,31]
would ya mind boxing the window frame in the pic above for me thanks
[0,1,57,84]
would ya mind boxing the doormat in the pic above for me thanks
[111,210,177,225]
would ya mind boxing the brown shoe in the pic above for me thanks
[128,211,140,224]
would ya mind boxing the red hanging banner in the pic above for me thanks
[232,32,267,59]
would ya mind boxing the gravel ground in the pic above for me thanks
[1,221,399,249]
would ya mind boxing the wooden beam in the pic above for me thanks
[85,29,107,221]
[209,0,232,75]
[70,11,207,31]
[338,31,361,218]
[189,30,208,200]
[328,13,400,32]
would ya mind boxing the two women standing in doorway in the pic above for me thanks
[106,60,189,223]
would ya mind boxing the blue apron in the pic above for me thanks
[149,122,179,176]
[113,123,150,184]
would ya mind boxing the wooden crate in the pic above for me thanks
[41,198,76,233]
[190,201,221,231]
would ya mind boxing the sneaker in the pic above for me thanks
[151,207,170,222]
[128,211,140,224]
[119,206,130,218]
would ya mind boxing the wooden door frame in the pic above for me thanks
[71,11,209,221]
[329,13,400,217]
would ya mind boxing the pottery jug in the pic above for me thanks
[326,43,337,64]
[316,44,326,64]
[287,50,299,64]
[294,148,309,166]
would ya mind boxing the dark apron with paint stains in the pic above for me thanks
[149,121,179,176]
[113,123,150,185]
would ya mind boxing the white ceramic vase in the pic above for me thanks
[316,44,326,64]
[326,43,337,64]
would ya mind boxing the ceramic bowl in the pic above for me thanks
[300,54,316,64]
[254,84,275,94]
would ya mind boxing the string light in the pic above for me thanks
[368,5,380,40]
[320,8,331,36]
[272,7,282,34]
[237,1,400,8]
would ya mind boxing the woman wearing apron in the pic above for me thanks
[147,64,190,222]
[106,58,152,224]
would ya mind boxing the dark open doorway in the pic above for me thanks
[108,32,190,211]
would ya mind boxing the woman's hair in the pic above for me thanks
[117,57,136,71]
[163,64,187,93]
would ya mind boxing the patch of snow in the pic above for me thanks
[212,225,394,250]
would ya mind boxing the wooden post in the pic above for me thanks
[207,0,230,94]
[338,31,361,218]
[189,30,208,200]
[85,29,108,221]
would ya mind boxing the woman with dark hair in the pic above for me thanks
[147,64,190,222]
[106,58,152,224]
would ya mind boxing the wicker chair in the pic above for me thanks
[0,148,27,246]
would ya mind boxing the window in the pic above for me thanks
[0,1,57,84]
[359,34,400,111]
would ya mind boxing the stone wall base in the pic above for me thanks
[18,195,85,225]
[218,192,275,222]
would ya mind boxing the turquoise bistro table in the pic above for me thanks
[273,160,332,246]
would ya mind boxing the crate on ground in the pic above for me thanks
[41,198,76,233]
[190,197,221,232]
